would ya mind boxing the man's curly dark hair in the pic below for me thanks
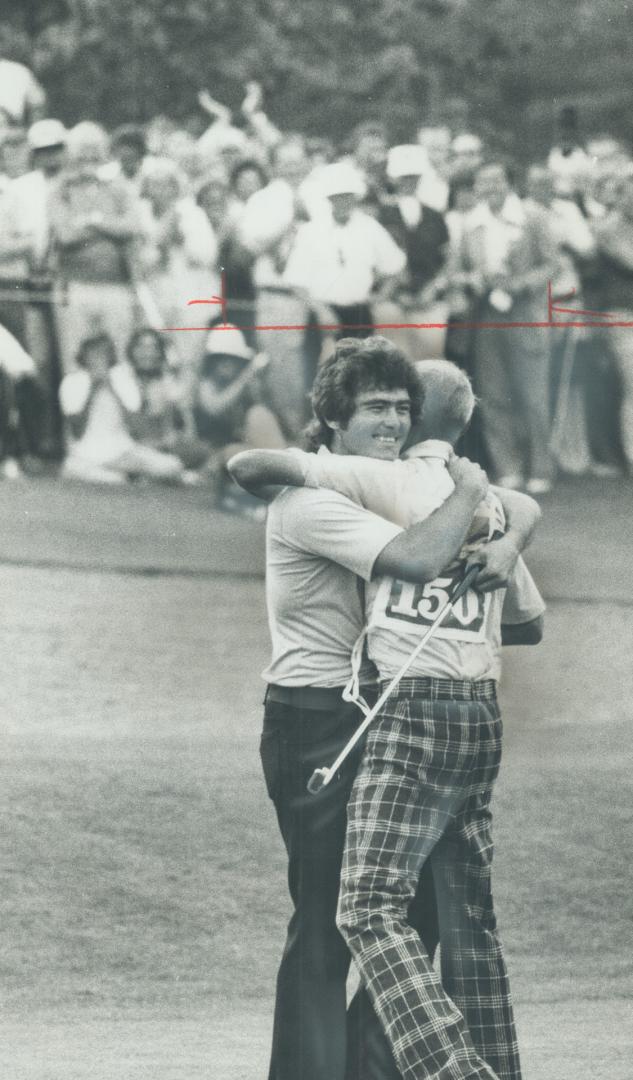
[303,336,423,451]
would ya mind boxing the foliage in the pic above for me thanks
[0,0,631,158]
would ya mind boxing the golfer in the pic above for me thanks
[229,339,540,1080]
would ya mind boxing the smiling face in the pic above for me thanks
[329,386,412,460]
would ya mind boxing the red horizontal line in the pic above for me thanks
[552,307,619,319]
[161,319,633,332]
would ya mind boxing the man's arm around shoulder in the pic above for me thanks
[373,456,489,584]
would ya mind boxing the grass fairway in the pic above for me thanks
[1,478,632,1078]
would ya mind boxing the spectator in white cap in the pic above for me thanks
[374,145,450,359]
[192,325,285,508]
[9,119,68,270]
[283,159,406,337]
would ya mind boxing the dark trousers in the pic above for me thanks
[260,691,439,1080]
[0,370,45,460]
[331,303,375,338]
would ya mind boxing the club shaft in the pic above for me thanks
[320,571,477,784]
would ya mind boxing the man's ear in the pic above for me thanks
[324,417,340,431]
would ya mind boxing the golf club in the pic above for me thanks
[307,562,482,794]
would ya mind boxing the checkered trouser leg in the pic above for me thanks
[336,692,521,1080]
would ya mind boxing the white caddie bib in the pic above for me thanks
[369,494,506,645]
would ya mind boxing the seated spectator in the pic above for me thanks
[192,326,285,509]
[59,333,188,485]
[0,322,44,478]
[127,327,208,471]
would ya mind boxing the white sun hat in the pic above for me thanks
[387,144,430,179]
[205,324,253,360]
[27,118,67,150]
[318,161,367,198]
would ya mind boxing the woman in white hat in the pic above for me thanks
[192,325,285,509]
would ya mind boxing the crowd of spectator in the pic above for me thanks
[1,57,632,509]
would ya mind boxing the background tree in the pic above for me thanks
[0,0,630,162]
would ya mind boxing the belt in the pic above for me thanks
[386,677,497,702]
[265,683,377,711]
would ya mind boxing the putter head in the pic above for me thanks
[307,767,330,795]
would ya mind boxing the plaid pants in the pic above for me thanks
[337,678,521,1080]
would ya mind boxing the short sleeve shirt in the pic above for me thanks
[262,486,402,688]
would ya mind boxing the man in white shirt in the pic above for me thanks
[284,161,406,336]
[0,53,46,129]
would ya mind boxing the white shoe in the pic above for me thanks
[526,477,552,495]
[589,462,621,478]
[1,458,23,480]
[497,473,523,490]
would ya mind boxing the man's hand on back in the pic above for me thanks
[447,454,489,502]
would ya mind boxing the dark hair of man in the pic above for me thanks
[303,336,423,451]
[229,157,268,188]
[111,125,146,156]
[76,333,117,369]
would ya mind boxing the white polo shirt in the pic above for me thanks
[262,484,403,688]
[283,208,406,307]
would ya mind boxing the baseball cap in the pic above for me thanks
[204,325,253,360]
[318,161,366,198]
[387,144,429,179]
[27,119,67,150]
